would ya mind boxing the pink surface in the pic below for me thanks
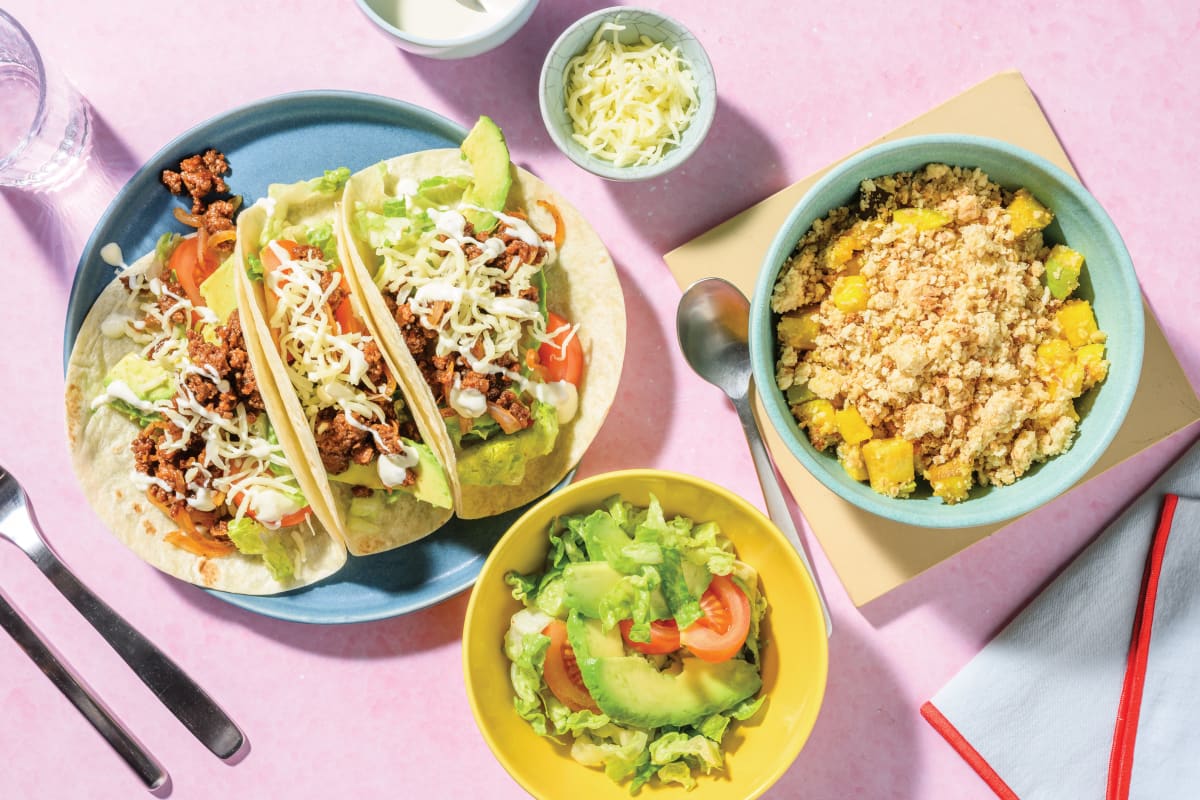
[0,2,1197,798]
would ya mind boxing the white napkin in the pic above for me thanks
[922,437,1200,800]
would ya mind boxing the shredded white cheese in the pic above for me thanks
[107,273,308,527]
[265,246,398,455]
[564,21,699,168]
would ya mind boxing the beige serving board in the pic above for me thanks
[663,70,1200,606]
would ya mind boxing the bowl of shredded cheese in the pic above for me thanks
[539,7,716,180]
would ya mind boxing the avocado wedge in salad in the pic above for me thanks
[503,496,768,793]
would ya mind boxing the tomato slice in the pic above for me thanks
[679,575,752,663]
[619,618,680,655]
[541,620,598,713]
[169,236,222,310]
[231,490,312,528]
[538,312,583,386]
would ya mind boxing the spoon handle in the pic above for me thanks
[0,590,168,790]
[8,502,244,759]
[732,388,833,637]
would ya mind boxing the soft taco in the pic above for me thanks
[339,117,626,519]
[234,171,455,555]
[65,229,348,594]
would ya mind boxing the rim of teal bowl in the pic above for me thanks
[749,134,1144,529]
[538,6,716,181]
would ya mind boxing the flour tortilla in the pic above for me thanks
[339,152,626,519]
[235,179,455,555]
[65,249,348,595]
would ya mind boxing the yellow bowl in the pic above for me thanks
[463,469,829,799]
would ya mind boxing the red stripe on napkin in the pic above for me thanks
[920,702,1020,800]
[1106,493,1180,800]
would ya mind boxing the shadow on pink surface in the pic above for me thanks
[1,105,139,287]
[574,259,676,475]
[603,99,786,255]
[159,572,470,658]
[778,622,919,797]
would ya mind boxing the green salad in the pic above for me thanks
[503,496,768,793]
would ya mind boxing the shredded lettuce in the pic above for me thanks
[226,518,295,581]
[505,609,553,735]
[155,232,181,264]
[245,253,264,281]
[305,223,337,261]
[313,167,350,193]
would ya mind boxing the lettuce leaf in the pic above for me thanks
[226,518,295,581]
[312,167,350,193]
[571,725,650,782]
[649,731,724,772]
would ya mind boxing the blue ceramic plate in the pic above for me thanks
[64,91,569,623]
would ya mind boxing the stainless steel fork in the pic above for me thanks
[0,464,244,759]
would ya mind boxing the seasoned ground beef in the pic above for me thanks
[162,149,229,213]
[161,149,239,239]
[185,311,264,415]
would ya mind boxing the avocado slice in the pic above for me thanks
[562,561,712,621]
[455,401,558,486]
[461,116,512,234]
[199,257,238,324]
[328,442,453,509]
[567,611,761,728]
[105,352,174,402]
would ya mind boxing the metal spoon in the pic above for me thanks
[676,278,833,636]
[0,465,245,759]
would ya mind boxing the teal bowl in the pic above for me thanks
[749,135,1144,529]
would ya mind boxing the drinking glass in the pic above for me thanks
[0,10,90,189]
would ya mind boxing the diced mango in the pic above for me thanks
[838,442,869,482]
[862,438,916,498]
[1056,299,1101,348]
[1036,338,1074,379]
[893,208,952,231]
[830,275,870,314]
[827,232,864,267]
[1045,244,1084,300]
[1037,338,1085,398]
[835,404,873,445]
[1007,189,1054,236]
[777,307,821,350]
[1076,343,1109,390]
[925,461,973,505]
[825,222,875,271]
[797,399,840,451]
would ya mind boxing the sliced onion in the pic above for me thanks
[173,207,204,228]
[487,402,526,435]
[207,229,237,252]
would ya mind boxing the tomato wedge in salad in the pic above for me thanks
[619,618,680,655]
[538,311,583,386]
[679,575,752,663]
[542,620,598,713]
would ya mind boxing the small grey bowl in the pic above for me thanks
[539,7,716,181]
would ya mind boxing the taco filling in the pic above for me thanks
[352,119,584,487]
[90,236,316,580]
[255,238,444,503]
